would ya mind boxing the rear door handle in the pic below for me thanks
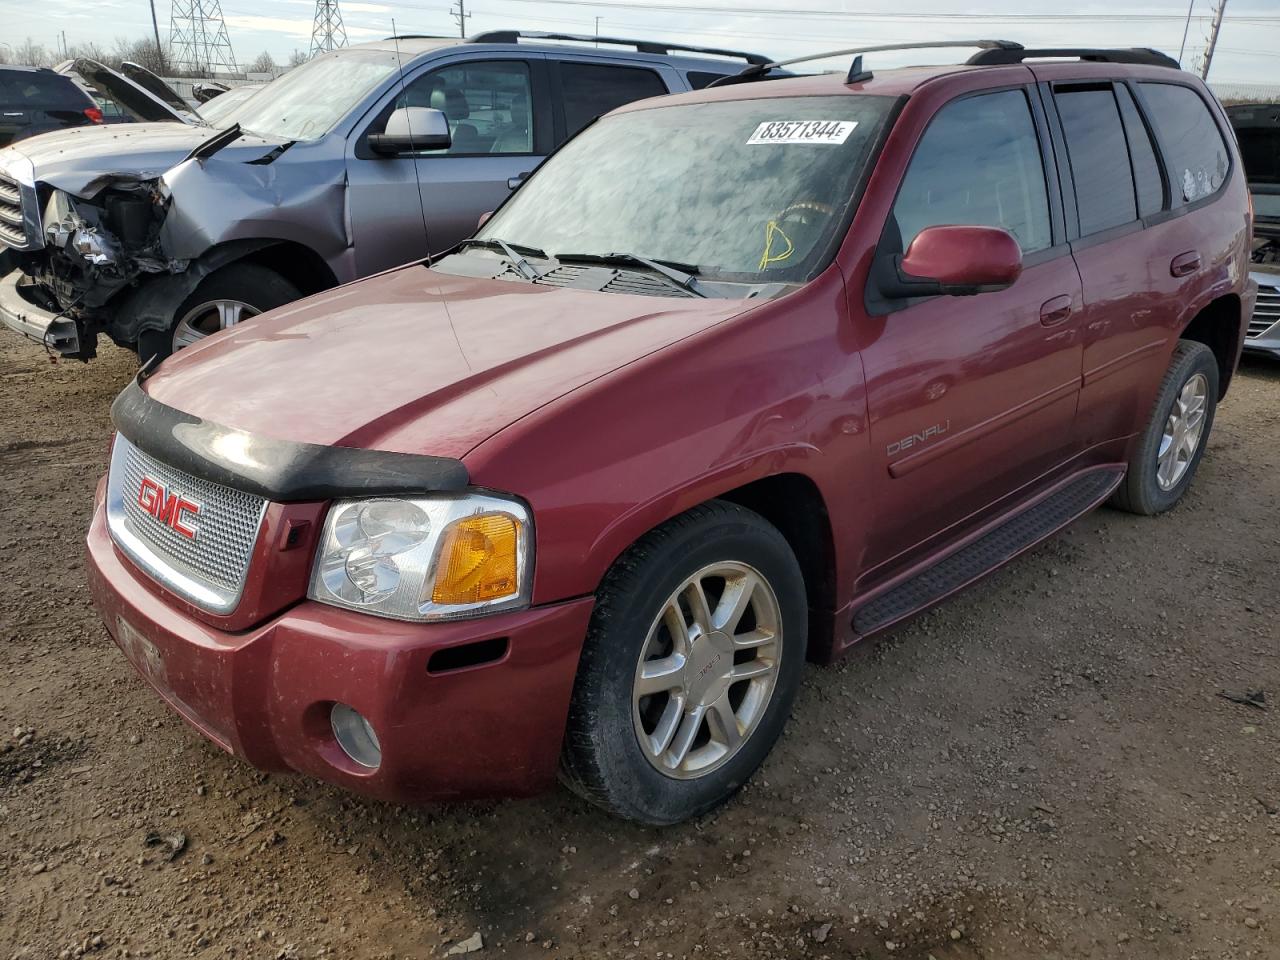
[1171,250,1201,277]
[1039,294,1074,327]
[507,171,531,190]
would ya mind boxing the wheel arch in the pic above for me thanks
[578,458,842,664]
[1180,293,1242,400]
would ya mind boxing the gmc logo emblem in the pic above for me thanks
[137,476,201,540]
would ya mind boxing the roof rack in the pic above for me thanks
[466,30,770,66]
[708,39,1023,87]
[383,34,455,41]
[967,47,1179,69]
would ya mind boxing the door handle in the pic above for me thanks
[1039,294,1074,327]
[507,171,531,190]
[1170,250,1201,278]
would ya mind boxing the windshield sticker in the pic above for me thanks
[747,120,857,145]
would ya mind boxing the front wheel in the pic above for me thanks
[136,263,300,365]
[560,501,807,824]
[1111,339,1219,515]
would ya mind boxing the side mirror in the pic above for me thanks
[883,225,1023,299]
[368,106,451,155]
[477,211,494,230]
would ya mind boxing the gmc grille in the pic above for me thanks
[105,436,268,614]
[0,172,28,249]
[1248,283,1279,340]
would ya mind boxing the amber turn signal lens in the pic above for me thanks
[431,513,521,605]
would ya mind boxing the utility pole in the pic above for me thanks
[450,0,470,38]
[149,0,166,71]
[1201,0,1227,80]
[595,16,601,46]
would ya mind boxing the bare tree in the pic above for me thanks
[14,38,52,68]
[111,36,167,74]
[247,51,277,75]
[288,49,309,68]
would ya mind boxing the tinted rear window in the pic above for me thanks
[0,71,85,110]
[1055,86,1138,235]
[1139,82,1230,205]
[559,62,668,138]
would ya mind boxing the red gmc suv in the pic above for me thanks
[86,42,1256,824]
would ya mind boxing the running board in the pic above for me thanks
[852,467,1124,636]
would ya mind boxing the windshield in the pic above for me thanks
[219,51,399,142]
[475,95,896,283]
[198,85,260,125]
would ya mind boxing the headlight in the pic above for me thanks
[308,493,532,621]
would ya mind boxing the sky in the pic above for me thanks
[1,0,1278,84]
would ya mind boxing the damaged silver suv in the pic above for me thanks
[0,32,766,362]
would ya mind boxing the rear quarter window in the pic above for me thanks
[1138,82,1230,206]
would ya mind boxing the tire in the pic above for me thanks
[560,500,807,824]
[1111,339,1219,515]
[136,263,300,365]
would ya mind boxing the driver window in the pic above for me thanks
[394,60,533,156]
[891,89,1052,255]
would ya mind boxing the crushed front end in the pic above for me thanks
[0,158,182,360]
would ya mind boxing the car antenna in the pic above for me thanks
[391,19,432,257]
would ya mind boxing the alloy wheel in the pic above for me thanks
[632,561,783,780]
[1156,372,1208,491]
[171,299,259,351]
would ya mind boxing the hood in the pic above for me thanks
[141,266,754,459]
[0,122,285,197]
[119,61,203,123]
[1227,103,1280,228]
[55,58,192,125]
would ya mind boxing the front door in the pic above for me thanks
[345,56,550,273]
[859,87,1085,579]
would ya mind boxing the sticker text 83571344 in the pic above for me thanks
[747,120,858,145]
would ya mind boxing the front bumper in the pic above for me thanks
[1245,269,1280,359]
[86,494,595,802]
[0,268,80,356]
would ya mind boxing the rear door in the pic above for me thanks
[347,54,552,269]
[859,86,1085,576]
[1044,76,1234,449]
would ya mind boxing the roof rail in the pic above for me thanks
[383,34,454,41]
[708,39,1023,87]
[966,47,1179,69]
[466,30,770,66]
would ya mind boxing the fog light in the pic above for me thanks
[330,703,381,769]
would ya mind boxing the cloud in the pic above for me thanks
[277,0,391,11]
[223,14,385,42]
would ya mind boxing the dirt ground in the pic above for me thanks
[0,335,1276,960]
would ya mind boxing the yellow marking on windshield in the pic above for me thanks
[759,220,794,270]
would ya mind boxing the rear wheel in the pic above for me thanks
[136,263,300,365]
[1111,339,1219,515]
[560,501,807,824]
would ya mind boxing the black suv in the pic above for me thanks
[0,65,102,148]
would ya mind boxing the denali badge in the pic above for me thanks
[137,476,201,539]
[887,420,951,457]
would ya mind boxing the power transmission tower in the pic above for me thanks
[1201,0,1227,80]
[310,0,348,57]
[451,0,471,38]
[168,0,238,75]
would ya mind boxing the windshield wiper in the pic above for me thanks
[554,251,707,297]
[456,237,547,280]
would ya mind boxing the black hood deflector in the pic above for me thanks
[111,379,470,502]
